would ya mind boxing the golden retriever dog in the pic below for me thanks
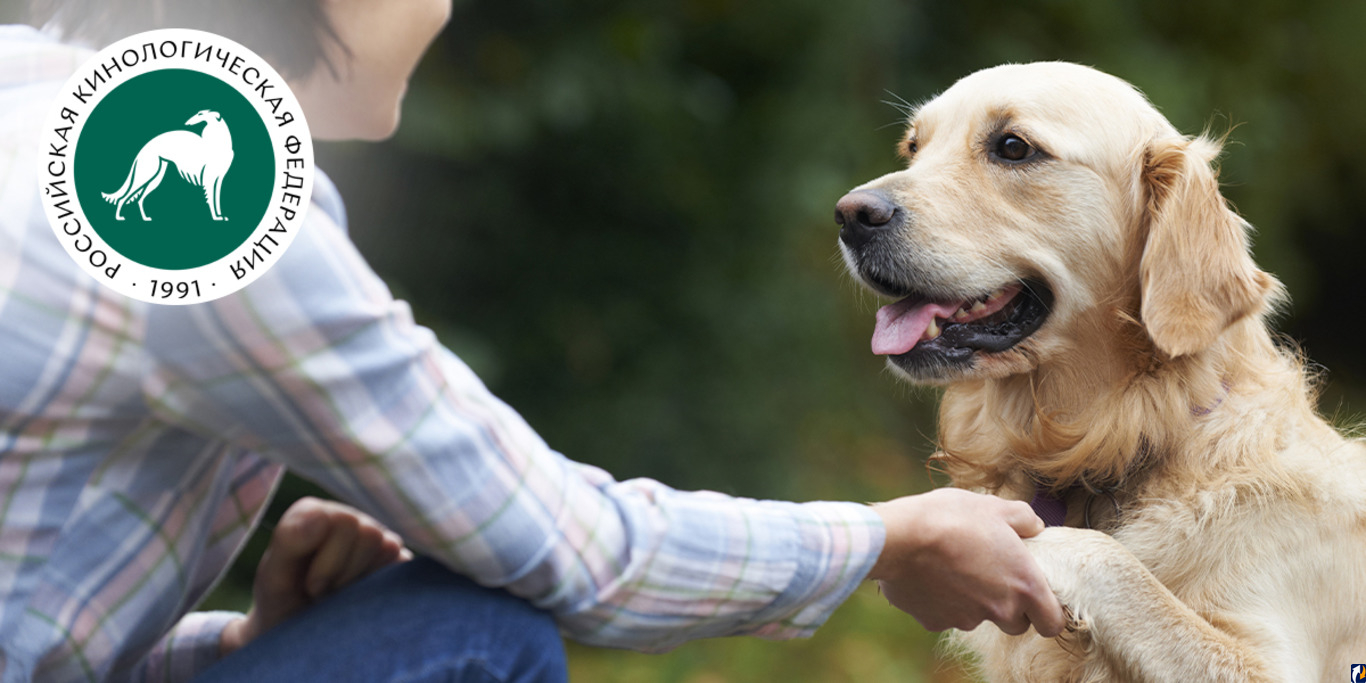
[835,61,1366,682]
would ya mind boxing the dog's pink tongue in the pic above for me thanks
[872,297,965,355]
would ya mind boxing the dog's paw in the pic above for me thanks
[1024,526,1133,630]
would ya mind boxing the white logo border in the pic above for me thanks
[38,28,315,305]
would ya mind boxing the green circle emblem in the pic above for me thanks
[75,69,274,270]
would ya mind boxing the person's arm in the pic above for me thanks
[140,187,883,651]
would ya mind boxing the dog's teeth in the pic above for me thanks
[924,318,940,340]
[970,301,987,313]
[953,307,969,320]
[988,288,1005,301]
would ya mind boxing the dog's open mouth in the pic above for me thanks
[871,280,1052,367]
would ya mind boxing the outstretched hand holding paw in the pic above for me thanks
[868,488,1066,638]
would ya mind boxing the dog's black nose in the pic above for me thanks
[834,190,898,249]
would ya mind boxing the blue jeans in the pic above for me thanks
[194,558,568,683]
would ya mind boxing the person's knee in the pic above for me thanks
[379,558,567,683]
[196,558,567,683]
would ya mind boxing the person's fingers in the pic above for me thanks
[1023,589,1067,638]
[994,609,1031,636]
[303,509,360,599]
[367,530,408,572]
[1018,559,1067,638]
[913,607,957,633]
[1002,499,1045,538]
[257,498,330,599]
[997,500,1067,635]
[269,498,332,559]
[333,519,387,589]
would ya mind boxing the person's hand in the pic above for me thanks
[868,488,1066,637]
[219,497,412,656]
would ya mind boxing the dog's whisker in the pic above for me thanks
[881,89,918,117]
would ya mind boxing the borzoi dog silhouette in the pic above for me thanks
[102,109,234,221]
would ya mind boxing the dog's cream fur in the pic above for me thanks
[843,62,1366,681]
[103,109,234,222]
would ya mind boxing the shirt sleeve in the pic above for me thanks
[139,193,884,650]
[134,611,241,683]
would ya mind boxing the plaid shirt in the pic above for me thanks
[0,26,884,683]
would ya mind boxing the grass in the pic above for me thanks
[565,582,975,683]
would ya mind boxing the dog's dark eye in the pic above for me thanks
[994,134,1034,162]
[900,138,918,160]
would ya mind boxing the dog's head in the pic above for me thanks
[185,110,222,127]
[839,62,1278,384]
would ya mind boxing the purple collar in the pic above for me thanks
[1030,485,1120,528]
[1030,488,1069,527]
[1029,380,1231,527]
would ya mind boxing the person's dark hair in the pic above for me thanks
[28,0,347,80]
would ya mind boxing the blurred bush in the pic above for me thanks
[13,0,1362,679]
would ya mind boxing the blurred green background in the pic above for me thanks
[14,0,1366,680]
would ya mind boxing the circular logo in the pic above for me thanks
[38,28,314,305]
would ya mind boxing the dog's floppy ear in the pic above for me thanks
[1139,135,1276,358]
